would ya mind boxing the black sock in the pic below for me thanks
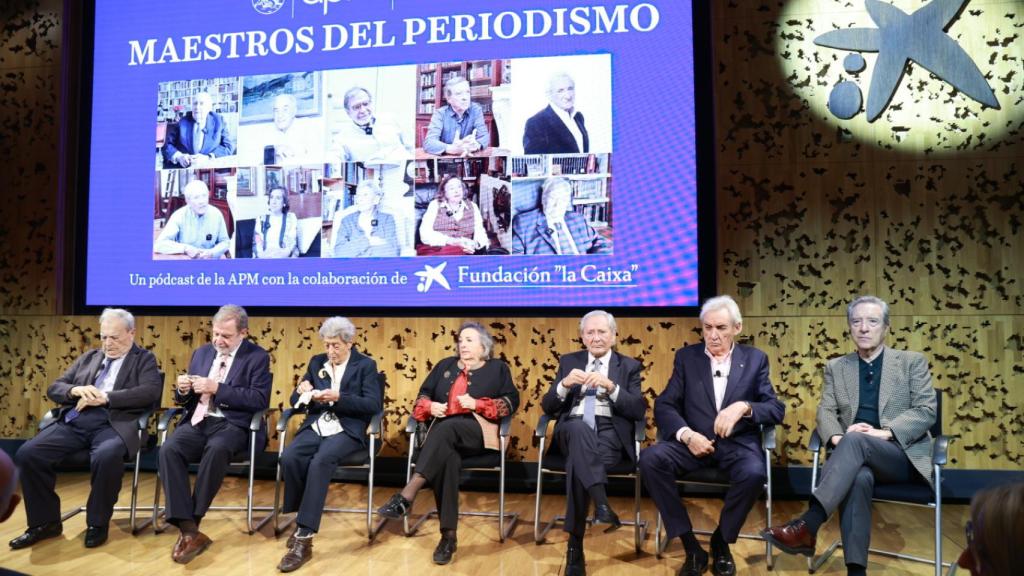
[681,532,705,555]
[442,528,456,541]
[800,496,829,535]
[711,528,730,554]
[587,483,609,508]
[178,519,198,536]
[846,563,866,576]
[568,533,583,548]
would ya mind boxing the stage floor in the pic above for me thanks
[0,472,966,575]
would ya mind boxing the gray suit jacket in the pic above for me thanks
[816,348,936,486]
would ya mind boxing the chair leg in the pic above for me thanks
[534,442,545,544]
[934,467,943,576]
[633,471,646,554]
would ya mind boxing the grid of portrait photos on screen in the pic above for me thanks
[152,55,615,260]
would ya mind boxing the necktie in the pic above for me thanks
[191,355,228,426]
[193,118,205,152]
[582,358,602,430]
[553,222,579,255]
[65,359,110,423]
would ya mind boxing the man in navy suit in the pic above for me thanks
[511,177,610,255]
[162,91,236,168]
[9,308,162,550]
[541,310,645,576]
[276,317,382,572]
[159,304,271,564]
[640,295,785,576]
[523,73,590,154]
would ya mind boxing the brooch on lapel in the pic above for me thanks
[318,367,330,380]
[443,370,451,379]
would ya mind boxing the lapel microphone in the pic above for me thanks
[714,370,723,378]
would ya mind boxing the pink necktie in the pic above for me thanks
[191,355,228,426]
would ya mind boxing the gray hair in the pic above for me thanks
[700,295,742,326]
[355,179,384,199]
[213,304,248,331]
[847,295,890,326]
[99,308,135,331]
[443,76,469,97]
[540,177,572,214]
[579,309,616,335]
[547,72,575,96]
[319,316,356,342]
[458,321,494,359]
[183,179,210,202]
[343,86,372,110]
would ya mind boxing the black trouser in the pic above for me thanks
[553,416,626,537]
[414,415,485,531]
[158,417,248,525]
[280,427,365,532]
[16,408,128,527]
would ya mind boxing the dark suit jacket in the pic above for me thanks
[289,350,382,446]
[816,348,936,485]
[541,350,645,464]
[654,344,784,458]
[174,339,272,448]
[511,209,609,255]
[46,344,163,454]
[523,104,589,154]
[162,111,236,167]
[417,357,519,421]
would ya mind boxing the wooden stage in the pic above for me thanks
[0,473,966,575]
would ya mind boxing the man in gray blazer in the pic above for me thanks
[10,308,162,550]
[763,295,936,576]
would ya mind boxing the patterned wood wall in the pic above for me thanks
[0,0,1020,470]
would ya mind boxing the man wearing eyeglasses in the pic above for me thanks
[763,295,937,576]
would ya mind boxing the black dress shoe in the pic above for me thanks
[84,525,109,548]
[565,544,587,576]
[377,493,411,519]
[710,544,735,576]
[9,522,62,549]
[592,504,622,533]
[678,550,709,576]
[432,534,457,565]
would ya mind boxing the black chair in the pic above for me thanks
[654,424,778,569]
[532,413,648,553]
[262,405,385,541]
[36,405,157,534]
[398,414,518,542]
[150,408,272,535]
[806,389,952,576]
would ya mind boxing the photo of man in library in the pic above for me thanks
[154,180,231,259]
[331,180,401,258]
[334,86,413,165]
[422,76,491,156]
[523,72,589,155]
[417,175,490,255]
[162,91,236,169]
[511,176,610,255]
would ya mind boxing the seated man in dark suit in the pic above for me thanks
[763,296,936,576]
[512,177,610,255]
[10,308,162,549]
[276,317,382,572]
[640,295,785,576]
[162,91,235,168]
[542,310,645,576]
[159,304,272,564]
[523,72,589,154]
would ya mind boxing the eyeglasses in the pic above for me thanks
[850,317,883,328]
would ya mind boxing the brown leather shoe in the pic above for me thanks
[762,519,816,557]
[277,537,313,572]
[172,531,212,564]
[171,533,187,559]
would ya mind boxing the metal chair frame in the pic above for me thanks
[806,389,952,576]
[654,424,777,570]
[396,414,518,542]
[532,413,648,553]
[150,408,272,535]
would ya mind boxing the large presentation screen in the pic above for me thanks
[84,0,699,309]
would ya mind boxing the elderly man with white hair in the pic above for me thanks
[276,317,382,572]
[523,72,589,154]
[154,180,230,259]
[10,308,162,550]
[640,295,785,576]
